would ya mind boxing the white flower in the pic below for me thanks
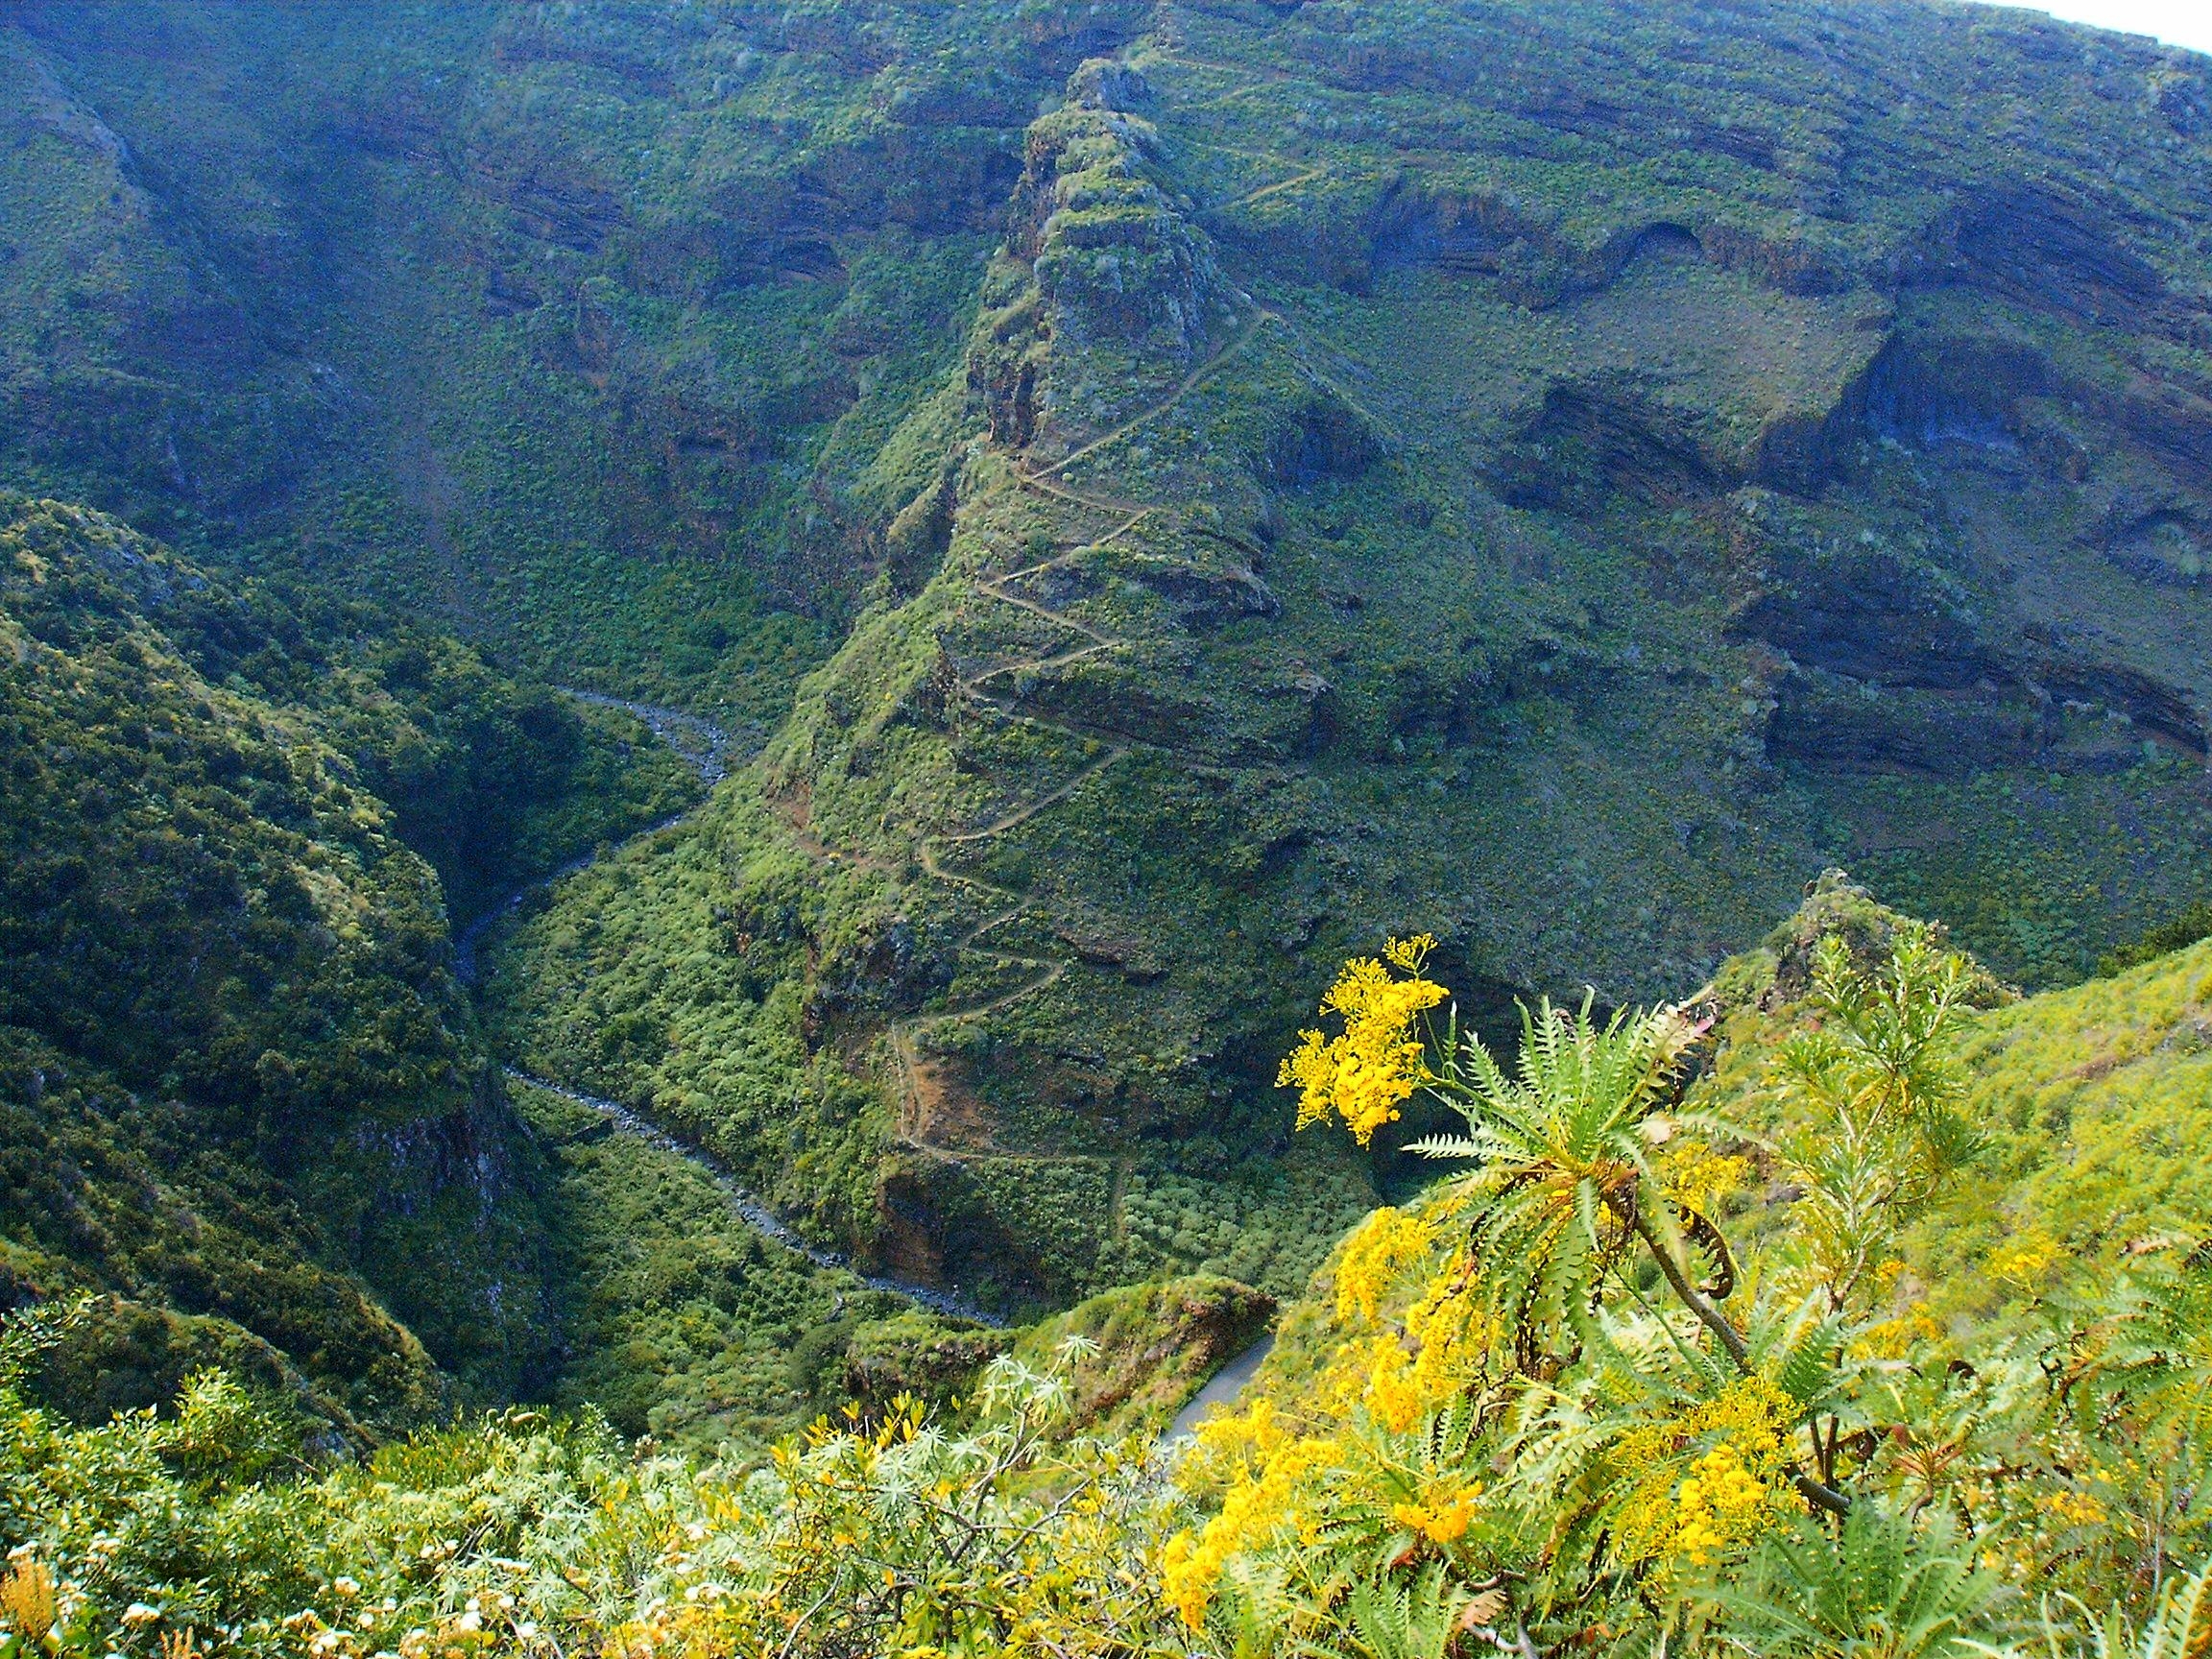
[121,1604,162,1629]
[332,1577,361,1599]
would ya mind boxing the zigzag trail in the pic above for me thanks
[1026,307,1275,483]
[854,300,1292,1155]
[493,280,1303,1276]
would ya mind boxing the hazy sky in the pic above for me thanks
[1964,0,2212,56]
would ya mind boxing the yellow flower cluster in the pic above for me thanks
[1163,1401,1341,1630]
[1402,1273,1492,1397]
[1359,1337,1430,1434]
[1391,1479,1482,1545]
[1316,1201,1493,1437]
[1658,1140,1749,1216]
[1988,1232,2060,1286]
[1673,1443,1773,1568]
[2038,1488,2109,1528]
[1320,1292,1491,1440]
[1853,1299,1941,1360]
[1611,1378,1794,1576]
[0,1558,57,1647]
[1279,936,1448,1145]
[1334,1207,1440,1326]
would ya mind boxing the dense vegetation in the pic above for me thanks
[3,0,2208,1312]
[6,891,2211,1657]
[0,493,712,1418]
[2,0,2210,1650]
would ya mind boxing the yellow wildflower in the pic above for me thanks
[1405,1270,1494,1399]
[1988,1231,2059,1287]
[2039,1488,2108,1527]
[1279,937,1448,1145]
[1853,1299,1941,1360]
[1673,1442,1775,1568]
[1611,1377,1794,1575]
[1392,1478,1482,1545]
[0,1559,57,1648]
[1333,1206,1439,1326]
[1658,1140,1749,1215]
[1363,1336,1428,1433]
[1163,1424,1339,1630]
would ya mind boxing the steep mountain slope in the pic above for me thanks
[491,2,2211,1308]
[2,2,2207,1314]
[0,493,706,1419]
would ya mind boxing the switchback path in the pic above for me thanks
[1025,306,1275,483]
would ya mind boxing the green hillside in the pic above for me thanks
[0,492,718,1418]
[7,892,2212,1656]
[424,0,2212,1306]
[1,1,2211,1650]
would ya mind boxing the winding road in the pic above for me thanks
[506,1070,1004,1327]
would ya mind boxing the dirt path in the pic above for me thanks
[840,312,1289,1151]
[936,746,1129,845]
[1025,307,1273,483]
[758,297,1282,1158]
[1161,1334,1274,1446]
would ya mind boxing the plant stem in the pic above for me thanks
[1624,1202,1852,1517]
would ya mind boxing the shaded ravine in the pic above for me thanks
[506,1070,1005,1328]
[454,813,690,984]
[454,687,738,983]
[559,686,742,786]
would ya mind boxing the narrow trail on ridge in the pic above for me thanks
[801,300,1295,1160]
[1025,307,1275,483]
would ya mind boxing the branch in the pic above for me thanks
[1624,1201,1851,1518]
[1625,1202,1749,1369]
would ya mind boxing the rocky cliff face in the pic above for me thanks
[4,1,2208,1313]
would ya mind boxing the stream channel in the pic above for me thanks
[464,687,1279,1398]
[460,689,1001,1325]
